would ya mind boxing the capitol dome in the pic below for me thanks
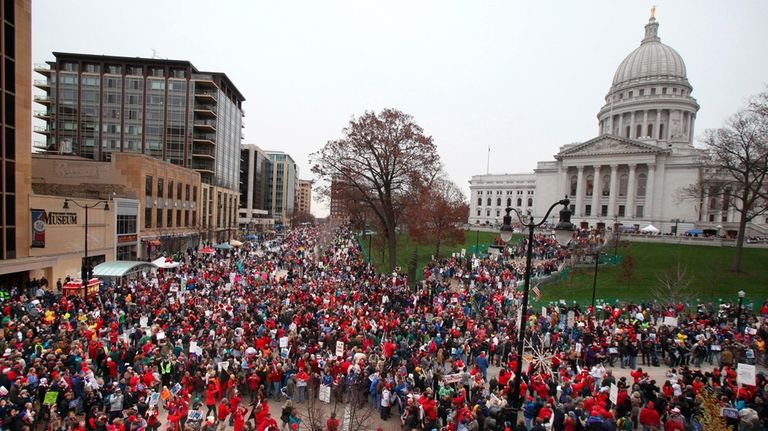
[611,17,689,89]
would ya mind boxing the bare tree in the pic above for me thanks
[311,109,441,270]
[651,254,695,304]
[682,89,768,272]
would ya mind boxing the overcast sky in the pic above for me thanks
[33,1,768,216]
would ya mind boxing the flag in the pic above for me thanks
[532,284,541,301]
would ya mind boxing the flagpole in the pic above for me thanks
[486,145,490,175]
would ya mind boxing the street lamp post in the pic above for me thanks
[613,215,621,257]
[499,197,574,428]
[63,198,110,301]
[736,290,746,333]
[592,251,599,310]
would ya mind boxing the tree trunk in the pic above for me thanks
[387,223,398,271]
[434,239,441,259]
[732,193,749,272]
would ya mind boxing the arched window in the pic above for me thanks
[487,198,491,206]
[569,175,578,196]
[517,198,522,207]
[527,198,533,207]
[506,198,512,207]
[659,123,665,139]
[602,175,611,196]
[647,124,654,138]
[625,126,631,138]
[586,175,594,196]
[486,209,491,216]
[637,173,647,197]
[636,124,642,138]
[619,174,628,196]
[496,198,502,206]
[477,197,482,206]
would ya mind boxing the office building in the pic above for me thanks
[0,0,35,289]
[34,53,242,243]
[238,144,271,232]
[296,179,312,215]
[264,151,297,226]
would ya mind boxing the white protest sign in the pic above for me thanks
[148,392,160,406]
[218,361,229,372]
[319,385,331,403]
[336,341,345,357]
[140,316,148,327]
[663,316,678,327]
[609,384,618,405]
[156,331,166,340]
[542,307,548,318]
[567,311,575,328]
[279,337,289,348]
[737,363,756,386]
[443,373,462,384]
[190,342,203,356]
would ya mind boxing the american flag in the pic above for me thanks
[532,283,541,301]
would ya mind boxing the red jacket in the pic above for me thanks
[639,407,661,427]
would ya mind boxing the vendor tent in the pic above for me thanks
[92,261,157,278]
[151,256,180,269]
[640,224,660,233]
[214,243,233,250]
[198,246,215,254]
[685,228,703,235]
[229,239,243,247]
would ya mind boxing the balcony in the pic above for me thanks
[33,110,54,119]
[193,133,216,146]
[193,119,217,133]
[34,94,53,105]
[194,90,217,103]
[34,79,51,89]
[192,160,215,174]
[192,74,218,88]
[34,63,52,75]
[33,140,49,150]
[34,125,54,135]
[194,105,217,118]
[192,147,216,159]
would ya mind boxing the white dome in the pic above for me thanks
[611,18,688,88]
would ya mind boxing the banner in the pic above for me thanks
[442,373,462,384]
[737,363,756,386]
[31,209,47,248]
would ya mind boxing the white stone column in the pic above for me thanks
[591,165,601,218]
[574,166,585,217]
[557,164,564,199]
[608,164,619,217]
[646,164,656,219]
[626,164,636,218]
[655,111,662,139]
[630,111,636,138]
[643,110,649,137]
[701,187,709,222]
[617,114,624,137]
[689,115,696,145]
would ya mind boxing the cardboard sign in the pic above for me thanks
[443,373,462,384]
[148,392,160,406]
[737,363,756,386]
[279,337,289,348]
[171,383,182,396]
[43,391,59,405]
[190,342,203,356]
[218,361,229,371]
[336,341,344,357]
[187,410,203,421]
[609,384,618,405]
[319,385,331,403]
[567,311,575,328]
[156,331,166,340]
[140,316,149,327]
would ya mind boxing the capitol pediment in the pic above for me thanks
[556,135,667,159]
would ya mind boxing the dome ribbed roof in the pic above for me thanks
[611,18,688,87]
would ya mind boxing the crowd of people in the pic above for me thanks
[0,225,766,431]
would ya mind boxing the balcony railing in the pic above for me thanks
[34,125,54,134]
[33,110,54,118]
[34,79,51,87]
[192,147,216,157]
[33,95,53,103]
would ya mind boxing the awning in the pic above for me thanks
[151,256,180,269]
[92,261,157,278]
[214,243,233,250]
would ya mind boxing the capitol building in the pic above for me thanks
[469,16,767,237]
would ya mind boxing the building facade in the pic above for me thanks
[296,179,313,215]
[264,151,297,225]
[238,144,271,231]
[468,174,535,227]
[0,0,36,290]
[33,52,244,191]
[469,16,767,237]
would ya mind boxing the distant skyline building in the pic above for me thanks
[33,52,245,192]
[295,179,312,215]
[264,151,297,225]
[0,0,33,289]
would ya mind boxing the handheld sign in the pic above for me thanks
[43,391,59,405]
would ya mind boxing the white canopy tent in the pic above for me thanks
[640,224,660,233]
[151,256,180,269]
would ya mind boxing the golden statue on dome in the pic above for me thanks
[651,5,656,19]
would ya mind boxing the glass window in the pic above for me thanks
[586,175,594,196]
[477,197,482,206]
[637,173,647,197]
[157,178,164,198]
[602,175,611,196]
[585,205,591,216]
[486,198,491,206]
[601,205,608,217]
[496,198,501,206]
[619,174,628,196]
[168,180,174,200]
[506,198,512,207]
[157,209,163,228]
[144,207,152,228]
[527,198,533,207]
[618,205,625,217]
[569,176,577,196]
[145,176,152,196]
[517,198,522,207]
[636,205,644,218]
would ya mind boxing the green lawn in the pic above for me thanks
[360,232,768,305]
[362,230,509,279]
[540,242,768,306]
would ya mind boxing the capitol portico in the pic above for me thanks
[469,16,768,237]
